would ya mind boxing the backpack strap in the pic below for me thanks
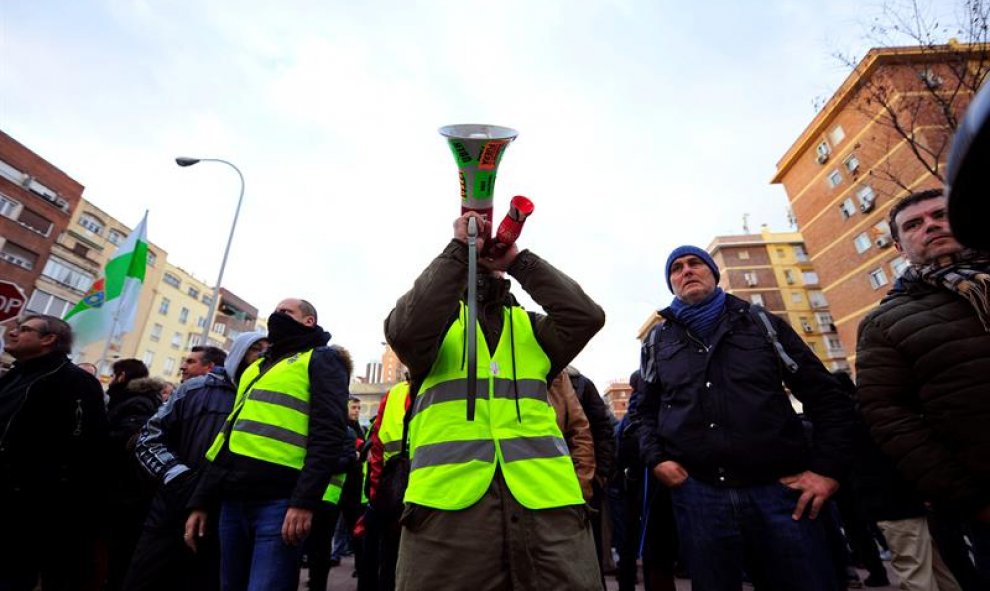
[749,304,799,374]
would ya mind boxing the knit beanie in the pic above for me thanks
[665,245,720,293]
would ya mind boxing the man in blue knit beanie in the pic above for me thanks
[637,244,855,591]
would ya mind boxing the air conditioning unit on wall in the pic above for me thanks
[875,235,892,248]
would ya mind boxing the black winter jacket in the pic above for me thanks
[856,278,990,515]
[189,346,352,511]
[0,353,108,511]
[636,294,855,487]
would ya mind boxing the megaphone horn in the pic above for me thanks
[439,124,518,240]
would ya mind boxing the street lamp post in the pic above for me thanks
[175,157,245,345]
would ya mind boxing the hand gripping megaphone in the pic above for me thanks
[439,124,534,256]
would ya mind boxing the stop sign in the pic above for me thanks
[0,280,27,323]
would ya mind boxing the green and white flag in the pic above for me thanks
[65,212,149,351]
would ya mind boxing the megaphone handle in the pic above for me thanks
[465,217,478,422]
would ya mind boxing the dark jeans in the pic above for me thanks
[219,499,304,591]
[671,476,838,591]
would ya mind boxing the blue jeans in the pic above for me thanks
[670,476,838,591]
[219,499,304,591]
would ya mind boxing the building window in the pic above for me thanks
[737,250,750,260]
[159,297,170,315]
[188,334,203,348]
[163,357,176,375]
[868,268,889,289]
[147,251,158,266]
[784,269,795,285]
[815,312,834,331]
[750,294,764,306]
[839,198,856,219]
[25,289,71,317]
[0,241,38,270]
[143,350,155,367]
[794,245,808,262]
[854,232,872,253]
[197,316,206,329]
[150,323,163,342]
[171,332,182,349]
[0,192,19,217]
[826,170,843,188]
[78,213,104,235]
[41,256,94,292]
[202,294,213,306]
[799,317,813,333]
[791,292,804,303]
[809,290,828,308]
[213,322,226,336]
[776,248,785,258]
[743,271,758,287]
[844,154,860,173]
[829,125,845,145]
[826,336,845,354]
[108,229,126,245]
[188,286,200,299]
[16,208,53,236]
[179,307,189,324]
[891,256,910,278]
[802,271,819,285]
[163,273,181,288]
[873,219,891,236]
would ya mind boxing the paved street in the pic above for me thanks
[305,557,900,590]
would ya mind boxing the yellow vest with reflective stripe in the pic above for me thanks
[205,350,345,504]
[378,382,410,464]
[404,304,583,510]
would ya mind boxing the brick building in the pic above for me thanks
[603,380,633,419]
[708,228,848,371]
[771,43,987,363]
[0,131,83,323]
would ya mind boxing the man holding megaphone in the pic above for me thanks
[384,211,606,590]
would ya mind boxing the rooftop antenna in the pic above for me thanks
[742,213,750,234]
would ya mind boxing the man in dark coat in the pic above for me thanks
[0,314,109,590]
[637,245,855,591]
[856,188,990,585]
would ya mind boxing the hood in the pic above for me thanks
[224,330,268,380]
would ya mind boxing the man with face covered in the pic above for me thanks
[384,212,606,591]
[185,299,351,591]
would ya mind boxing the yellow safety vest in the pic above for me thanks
[206,350,345,504]
[404,304,583,510]
[378,381,411,464]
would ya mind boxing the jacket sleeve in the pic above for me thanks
[384,240,467,380]
[135,384,191,484]
[291,347,352,510]
[855,314,982,511]
[366,390,390,503]
[773,313,855,481]
[508,250,606,379]
[634,325,665,470]
[564,381,597,500]
[573,374,616,484]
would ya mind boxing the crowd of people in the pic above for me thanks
[0,187,987,591]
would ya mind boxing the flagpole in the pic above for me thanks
[97,210,148,375]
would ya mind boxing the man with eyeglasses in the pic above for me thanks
[0,314,109,590]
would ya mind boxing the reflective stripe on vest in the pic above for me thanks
[378,382,410,464]
[205,350,344,504]
[404,304,583,510]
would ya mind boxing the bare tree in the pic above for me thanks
[837,0,990,193]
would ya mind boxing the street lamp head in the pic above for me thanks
[175,157,200,167]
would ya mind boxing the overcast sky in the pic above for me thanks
[1,0,957,391]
